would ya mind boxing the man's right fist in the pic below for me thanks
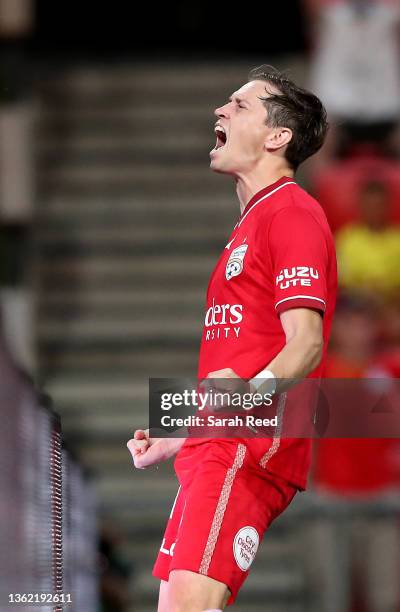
[126,430,185,469]
[127,429,151,468]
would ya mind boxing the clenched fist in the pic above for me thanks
[127,429,185,469]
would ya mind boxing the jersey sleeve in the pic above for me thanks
[268,207,329,315]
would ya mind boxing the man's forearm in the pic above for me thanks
[252,323,323,397]
[266,331,323,388]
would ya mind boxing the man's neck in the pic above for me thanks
[235,167,294,214]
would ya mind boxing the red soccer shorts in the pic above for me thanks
[153,440,298,605]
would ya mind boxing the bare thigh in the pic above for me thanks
[157,580,169,612]
[157,570,230,612]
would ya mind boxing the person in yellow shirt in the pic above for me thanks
[336,179,400,298]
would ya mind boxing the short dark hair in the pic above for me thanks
[248,65,328,170]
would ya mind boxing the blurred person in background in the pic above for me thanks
[306,294,400,612]
[302,0,400,174]
[313,294,398,493]
[310,151,400,234]
[319,293,378,378]
[335,179,400,300]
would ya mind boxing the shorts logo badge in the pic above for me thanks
[233,526,259,571]
[225,244,248,281]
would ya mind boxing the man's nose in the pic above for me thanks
[214,104,229,119]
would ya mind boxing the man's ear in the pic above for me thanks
[264,127,293,151]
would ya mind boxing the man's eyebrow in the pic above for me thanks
[228,95,251,106]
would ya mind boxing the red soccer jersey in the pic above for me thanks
[184,176,338,490]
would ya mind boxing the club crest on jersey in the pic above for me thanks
[226,244,248,280]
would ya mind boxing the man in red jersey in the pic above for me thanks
[127,65,337,611]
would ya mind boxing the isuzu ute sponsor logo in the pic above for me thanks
[204,298,243,341]
[276,266,319,289]
[226,244,248,280]
[233,526,259,571]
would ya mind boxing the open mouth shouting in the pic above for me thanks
[211,123,227,154]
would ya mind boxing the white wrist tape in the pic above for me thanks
[250,369,277,394]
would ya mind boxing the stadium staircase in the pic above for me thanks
[35,62,310,611]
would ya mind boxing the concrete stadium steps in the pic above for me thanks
[36,289,206,321]
[38,345,198,377]
[38,316,202,342]
[35,61,311,610]
[61,411,147,441]
[44,378,148,400]
[36,224,227,246]
[39,164,218,186]
[38,112,214,159]
[37,253,216,285]
[39,131,213,157]
[35,194,236,217]
[37,62,249,97]
[38,173,231,199]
